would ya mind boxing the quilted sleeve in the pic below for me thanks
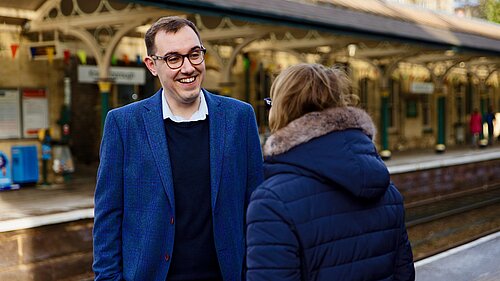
[246,187,302,281]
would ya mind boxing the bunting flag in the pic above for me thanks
[123,54,129,65]
[111,55,118,65]
[76,50,87,65]
[46,47,54,64]
[10,44,19,59]
[136,54,142,65]
[63,49,71,65]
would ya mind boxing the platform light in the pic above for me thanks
[444,49,455,56]
[347,44,357,57]
[317,46,331,53]
[218,45,232,58]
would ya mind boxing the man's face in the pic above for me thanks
[145,26,205,107]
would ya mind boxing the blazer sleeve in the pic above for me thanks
[93,111,124,281]
[242,105,264,281]
[394,211,416,281]
[245,106,264,206]
[246,187,301,281]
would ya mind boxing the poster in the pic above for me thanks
[0,151,20,190]
[22,88,49,138]
[0,89,21,139]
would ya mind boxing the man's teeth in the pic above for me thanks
[179,77,195,83]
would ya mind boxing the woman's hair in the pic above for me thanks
[269,63,358,132]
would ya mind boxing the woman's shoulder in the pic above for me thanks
[252,173,331,206]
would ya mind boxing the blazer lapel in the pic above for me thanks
[142,90,175,211]
[205,90,225,211]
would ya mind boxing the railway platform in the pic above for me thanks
[1,145,499,226]
[415,231,500,281]
[0,145,499,280]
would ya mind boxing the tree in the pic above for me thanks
[479,0,500,23]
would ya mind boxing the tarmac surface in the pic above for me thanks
[415,231,500,281]
[0,145,499,280]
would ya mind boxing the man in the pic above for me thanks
[484,105,496,145]
[93,16,264,281]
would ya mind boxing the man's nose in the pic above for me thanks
[180,56,196,73]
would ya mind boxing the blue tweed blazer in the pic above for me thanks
[93,89,264,281]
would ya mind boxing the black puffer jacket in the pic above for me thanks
[246,107,415,281]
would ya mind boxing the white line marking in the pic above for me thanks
[0,208,94,232]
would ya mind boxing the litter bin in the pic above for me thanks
[11,145,39,184]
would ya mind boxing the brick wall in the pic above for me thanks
[391,159,500,203]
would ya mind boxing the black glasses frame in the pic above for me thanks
[151,48,207,70]
[264,97,272,109]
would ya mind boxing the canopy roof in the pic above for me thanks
[131,0,500,55]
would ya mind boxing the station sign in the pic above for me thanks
[78,65,146,85]
[410,82,434,94]
[27,41,62,60]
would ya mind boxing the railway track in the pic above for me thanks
[405,185,500,227]
[404,184,500,260]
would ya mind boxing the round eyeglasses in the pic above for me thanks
[151,48,207,70]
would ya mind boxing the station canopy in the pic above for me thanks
[1,0,499,80]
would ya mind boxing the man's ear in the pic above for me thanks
[144,56,158,76]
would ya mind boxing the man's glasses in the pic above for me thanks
[264,97,272,109]
[151,48,207,70]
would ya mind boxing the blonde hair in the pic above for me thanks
[269,63,358,132]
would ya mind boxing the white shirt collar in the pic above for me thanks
[162,89,208,122]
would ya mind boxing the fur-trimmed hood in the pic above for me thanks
[264,106,375,157]
[263,106,389,199]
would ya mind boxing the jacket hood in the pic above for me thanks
[263,106,390,199]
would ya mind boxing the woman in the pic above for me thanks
[469,108,482,147]
[246,64,415,280]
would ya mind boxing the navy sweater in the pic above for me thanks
[164,118,222,281]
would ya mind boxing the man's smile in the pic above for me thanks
[178,76,197,84]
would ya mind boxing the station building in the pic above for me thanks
[0,0,499,168]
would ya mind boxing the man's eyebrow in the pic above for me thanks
[162,46,203,56]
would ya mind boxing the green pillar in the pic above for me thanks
[98,81,112,131]
[436,96,446,153]
[480,97,487,139]
[243,54,250,103]
[380,89,391,159]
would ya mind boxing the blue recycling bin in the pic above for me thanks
[11,145,39,184]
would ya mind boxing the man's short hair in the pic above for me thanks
[145,16,202,56]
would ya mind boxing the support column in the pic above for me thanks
[380,88,391,160]
[436,88,446,153]
[243,53,250,102]
[98,80,112,131]
[479,81,488,144]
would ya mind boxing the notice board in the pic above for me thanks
[0,89,22,139]
[22,88,49,138]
